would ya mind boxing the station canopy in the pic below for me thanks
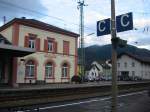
[0,34,35,57]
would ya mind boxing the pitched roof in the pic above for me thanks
[118,52,150,64]
[0,18,79,38]
[0,34,11,45]
[96,60,111,69]
[85,60,111,71]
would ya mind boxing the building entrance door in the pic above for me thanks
[121,71,129,81]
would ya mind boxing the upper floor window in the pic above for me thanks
[92,72,94,76]
[29,38,35,49]
[132,62,135,67]
[117,63,120,68]
[124,62,127,68]
[44,38,57,53]
[63,41,69,55]
[24,34,40,51]
[48,41,54,52]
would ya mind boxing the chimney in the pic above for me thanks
[3,16,6,25]
[22,17,26,19]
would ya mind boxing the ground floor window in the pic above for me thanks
[25,60,35,77]
[45,62,54,78]
[62,63,69,78]
[132,71,135,77]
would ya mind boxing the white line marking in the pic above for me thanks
[24,91,147,111]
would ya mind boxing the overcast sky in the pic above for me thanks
[0,0,150,49]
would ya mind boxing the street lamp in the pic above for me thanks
[85,33,95,37]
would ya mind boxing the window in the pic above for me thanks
[63,41,69,55]
[92,72,94,76]
[117,63,120,67]
[124,62,127,68]
[132,71,135,77]
[93,66,95,70]
[141,71,143,76]
[45,62,53,78]
[48,41,54,52]
[62,63,69,78]
[44,39,57,53]
[132,62,135,67]
[25,60,35,77]
[24,35,40,51]
[29,38,35,49]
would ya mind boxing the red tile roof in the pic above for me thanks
[0,18,79,38]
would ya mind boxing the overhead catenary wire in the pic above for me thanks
[1,0,150,32]
[0,0,149,37]
[0,0,96,32]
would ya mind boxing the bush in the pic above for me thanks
[71,75,82,83]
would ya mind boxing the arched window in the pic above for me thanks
[45,62,54,78]
[25,60,35,77]
[62,63,69,78]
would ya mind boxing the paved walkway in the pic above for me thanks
[0,81,110,91]
[0,81,149,91]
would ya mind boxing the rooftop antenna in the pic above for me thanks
[3,16,6,24]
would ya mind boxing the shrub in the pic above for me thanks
[71,75,82,83]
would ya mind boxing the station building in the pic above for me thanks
[0,34,35,87]
[0,18,78,86]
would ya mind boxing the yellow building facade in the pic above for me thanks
[0,18,78,84]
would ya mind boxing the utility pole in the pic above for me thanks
[77,0,87,80]
[111,0,118,112]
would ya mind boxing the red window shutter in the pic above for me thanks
[24,36,29,47]
[63,42,65,54]
[34,62,37,79]
[54,41,57,53]
[44,39,48,52]
[25,65,27,77]
[36,38,40,51]
[63,41,69,55]
[67,42,69,55]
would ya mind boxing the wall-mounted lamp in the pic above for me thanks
[20,59,25,62]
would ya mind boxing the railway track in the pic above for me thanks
[0,81,150,109]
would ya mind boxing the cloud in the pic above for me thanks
[0,0,48,24]
[134,18,150,28]
[40,0,79,24]
[0,0,150,50]
[84,33,111,47]
[138,45,150,50]
[85,10,107,25]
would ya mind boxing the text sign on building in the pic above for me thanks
[97,18,111,36]
[97,12,133,36]
[116,12,133,32]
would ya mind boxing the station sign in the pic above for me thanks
[97,12,133,36]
